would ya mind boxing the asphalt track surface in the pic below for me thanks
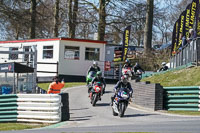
[1,84,200,133]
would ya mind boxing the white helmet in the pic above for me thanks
[93,61,98,67]
[162,62,166,66]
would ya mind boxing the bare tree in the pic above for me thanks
[68,0,78,38]
[29,0,37,39]
[97,0,106,41]
[144,0,154,54]
[53,0,60,37]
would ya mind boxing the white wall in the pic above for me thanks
[0,41,60,77]
[0,39,106,78]
[58,40,106,76]
[35,41,59,77]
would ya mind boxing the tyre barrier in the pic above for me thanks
[0,93,70,123]
[163,86,200,111]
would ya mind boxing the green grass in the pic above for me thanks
[167,111,200,115]
[0,123,47,131]
[141,66,200,87]
[38,82,85,91]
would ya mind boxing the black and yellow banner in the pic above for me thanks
[185,3,192,39]
[196,0,200,37]
[171,20,179,55]
[121,25,131,61]
[177,11,186,50]
[189,0,197,29]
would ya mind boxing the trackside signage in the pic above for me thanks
[0,63,14,72]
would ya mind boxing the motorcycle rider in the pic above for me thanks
[123,59,133,69]
[47,76,65,94]
[87,61,101,74]
[159,62,168,72]
[133,62,145,74]
[89,71,106,96]
[110,75,133,106]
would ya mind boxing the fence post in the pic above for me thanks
[56,61,59,76]
[119,63,122,80]
[196,38,200,66]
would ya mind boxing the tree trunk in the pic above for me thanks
[29,0,36,39]
[68,0,78,38]
[143,0,154,54]
[98,0,106,41]
[54,0,60,37]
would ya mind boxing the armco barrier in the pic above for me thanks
[0,93,70,123]
[163,86,200,111]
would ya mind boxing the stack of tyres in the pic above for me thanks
[59,93,70,121]
[1,86,12,94]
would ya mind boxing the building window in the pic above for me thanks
[64,46,80,60]
[9,47,18,60]
[43,46,53,59]
[85,48,100,61]
[23,46,34,62]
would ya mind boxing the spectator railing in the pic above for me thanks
[170,37,200,68]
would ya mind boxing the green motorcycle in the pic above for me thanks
[86,71,97,85]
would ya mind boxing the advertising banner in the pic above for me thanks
[121,25,131,61]
[196,0,200,37]
[171,20,179,55]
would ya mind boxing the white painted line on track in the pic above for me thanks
[128,104,200,118]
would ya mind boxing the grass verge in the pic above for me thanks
[0,123,47,131]
[38,82,85,91]
[141,66,200,87]
[167,111,200,116]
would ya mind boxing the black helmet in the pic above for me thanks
[53,76,59,81]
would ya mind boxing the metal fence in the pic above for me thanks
[170,38,200,68]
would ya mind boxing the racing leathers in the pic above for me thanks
[110,81,133,106]
[89,76,106,95]
[87,66,101,74]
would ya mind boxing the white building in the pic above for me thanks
[0,38,106,82]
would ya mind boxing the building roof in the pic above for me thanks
[0,38,107,44]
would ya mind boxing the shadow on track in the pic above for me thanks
[95,103,110,107]
[104,90,113,94]
[70,115,93,121]
[70,108,89,111]
[124,113,157,118]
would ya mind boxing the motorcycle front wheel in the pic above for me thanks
[112,107,118,116]
[119,102,126,117]
[92,93,98,106]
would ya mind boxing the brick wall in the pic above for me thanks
[130,80,163,111]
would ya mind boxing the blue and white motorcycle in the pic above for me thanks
[112,88,131,117]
